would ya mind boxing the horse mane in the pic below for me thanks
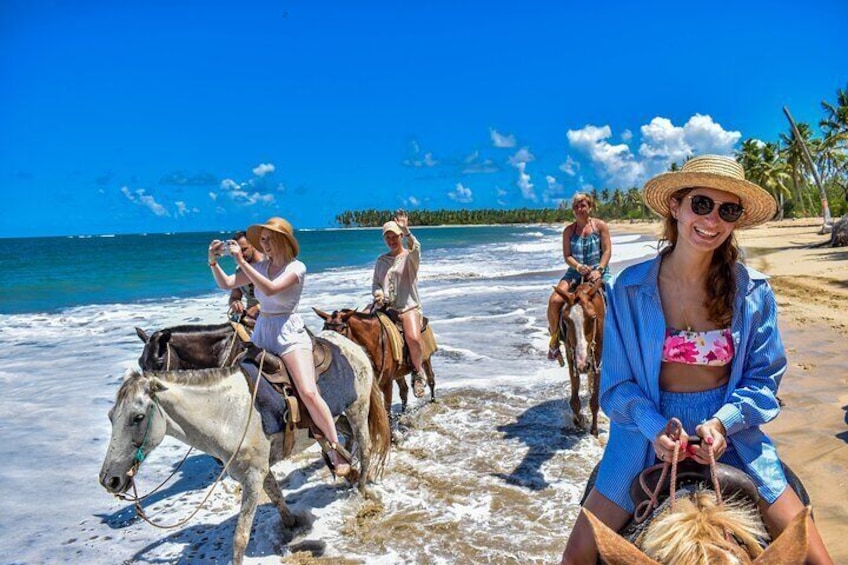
[117,367,240,403]
[639,490,768,565]
[160,323,233,334]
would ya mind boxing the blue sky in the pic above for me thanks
[1,0,846,237]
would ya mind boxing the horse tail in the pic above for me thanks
[366,382,391,478]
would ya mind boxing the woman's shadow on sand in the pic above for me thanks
[493,398,587,490]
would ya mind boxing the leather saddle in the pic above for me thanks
[240,336,334,456]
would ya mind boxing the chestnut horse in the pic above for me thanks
[314,308,435,414]
[553,279,604,436]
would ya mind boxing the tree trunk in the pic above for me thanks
[831,214,848,247]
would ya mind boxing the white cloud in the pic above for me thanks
[559,155,579,176]
[221,178,240,190]
[566,115,742,188]
[448,183,473,203]
[209,192,217,201]
[252,163,276,177]
[406,195,421,207]
[227,190,276,206]
[403,139,439,168]
[121,186,169,217]
[638,114,740,165]
[567,125,644,187]
[508,147,535,166]
[621,129,633,142]
[490,128,516,148]
[175,201,188,216]
[462,150,499,174]
[516,162,536,201]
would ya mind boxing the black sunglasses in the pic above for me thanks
[686,194,745,223]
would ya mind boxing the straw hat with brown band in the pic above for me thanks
[642,154,777,229]
[246,217,300,257]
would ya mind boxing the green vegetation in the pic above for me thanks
[337,84,848,227]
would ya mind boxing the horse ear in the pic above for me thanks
[148,378,169,394]
[313,307,330,321]
[583,509,660,565]
[136,327,149,342]
[340,310,356,320]
[753,506,809,564]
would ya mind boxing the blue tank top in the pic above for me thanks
[563,219,610,283]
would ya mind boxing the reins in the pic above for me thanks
[633,418,725,525]
[115,355,266,529]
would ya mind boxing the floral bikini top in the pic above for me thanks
[662,328,734,366]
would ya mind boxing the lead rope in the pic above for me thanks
[119,354,266,529]
[634,429,725,524]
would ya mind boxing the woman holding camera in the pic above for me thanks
[208,216,351,477]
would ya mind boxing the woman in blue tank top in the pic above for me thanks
[546,193,612,362]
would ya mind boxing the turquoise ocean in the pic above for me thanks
[0,225,659,564]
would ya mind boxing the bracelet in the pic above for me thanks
[209,261,217,267]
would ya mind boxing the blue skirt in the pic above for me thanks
[595,385,788,512]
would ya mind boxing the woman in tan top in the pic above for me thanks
[371,210,426,397]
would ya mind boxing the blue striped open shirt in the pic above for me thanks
[594,254,788,511]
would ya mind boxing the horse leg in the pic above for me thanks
[233,469,263,565]
[589,367,600,437]
[347,396,373,496]
[423,358,435,402]
[263,471,296,528]
[568,360,584,430]
[397,374,409,412]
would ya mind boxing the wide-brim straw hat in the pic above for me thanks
[246,217,299,257]
[643,154,777,229]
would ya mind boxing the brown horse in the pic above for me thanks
[553,279,604,436]
[314,308,435,414]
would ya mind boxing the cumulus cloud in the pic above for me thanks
[252,163,276,177]
[121,186,169,217]
[448,183,473,203]
[559,155,579,176]
[219,175,276,206]
[567,114,741,188]
[516,162,535,201]
[490,128,516,148]
[621,129,633,142]
[508,147,535,166]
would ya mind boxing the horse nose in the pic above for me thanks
[100,471,124,493]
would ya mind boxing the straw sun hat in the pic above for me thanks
[246,217,299,257]
[643,154,777,229]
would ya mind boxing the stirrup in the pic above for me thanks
[412,371,426,398]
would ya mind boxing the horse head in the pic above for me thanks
[99,370,168,494]
[583,503,810,565]
[136,326,177,371]
[313,307,356,335]
[554,282,602,372]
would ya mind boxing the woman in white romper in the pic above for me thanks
[208,217,350,477]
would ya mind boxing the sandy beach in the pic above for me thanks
[612,218,848,561]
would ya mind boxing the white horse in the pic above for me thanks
[99,331,390,565]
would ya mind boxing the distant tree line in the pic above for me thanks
[337,84,848,227]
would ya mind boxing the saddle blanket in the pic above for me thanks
[240,338,358,436]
